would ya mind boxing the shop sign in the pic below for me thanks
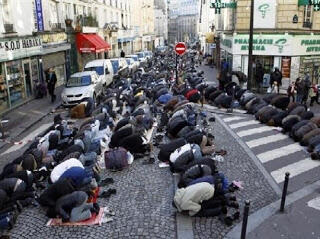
[0,37,42,62]
[293,35,320,55]
[35,0,44,32]
[298,0,320,11]
[254,0,276,29]
[233,34,292,56]
[210,0,237,14]
[41,33,67,44]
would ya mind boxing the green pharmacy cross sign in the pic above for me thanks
[298,0,320,11]
[210,0,237,14]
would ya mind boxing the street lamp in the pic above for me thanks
[247,0,254,90]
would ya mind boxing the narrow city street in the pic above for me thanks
[2,0,320,238]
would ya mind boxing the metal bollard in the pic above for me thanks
[240,200,251,239]
[280,172,290,212]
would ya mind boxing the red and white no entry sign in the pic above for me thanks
[175,42,187,55]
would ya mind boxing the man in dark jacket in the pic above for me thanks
[270,68,282,94]
[120,50,125,58]
[46,68,57,103]
[255,62,264,93]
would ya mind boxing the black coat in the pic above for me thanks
[39,178,76,207]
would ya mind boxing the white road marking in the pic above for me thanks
[237,126,280,137]
[257,143,303,164]
[1,123,52,155]
[223,116,245,123]
[271,158,320,183]
[229,120,260,129]
[246,134,289,149]
[307,196,320,211]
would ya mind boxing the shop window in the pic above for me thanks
[6,61,26,107]
[0,64,9,111]
[303,5,313,28]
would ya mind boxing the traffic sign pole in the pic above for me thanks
[174,42,187,84]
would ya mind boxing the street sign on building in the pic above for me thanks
[210,0,237,14]
[175,42,186,55]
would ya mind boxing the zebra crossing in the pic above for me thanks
[221,114,320,192]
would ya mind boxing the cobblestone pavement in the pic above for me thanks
[192,110,280,239]
[2,146,177,238]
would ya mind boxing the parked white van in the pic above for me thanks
[84,59,114,87]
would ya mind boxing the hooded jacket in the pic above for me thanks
[50,158,84,183]
[179,164,212,188]
[174,182,215,216]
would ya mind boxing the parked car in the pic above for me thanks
[110,58,129,77]
[61,71,103,107]
[144,51,153,60]
[126,54,140,67]
[155,46,167,54]
[84,59,114,87]
[125,57,139,73]
[136,52,147,63]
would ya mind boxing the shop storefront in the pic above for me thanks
[76,33,111,70]
[0,37,42,112]
[40,32,71,87]
[221,33,320,88]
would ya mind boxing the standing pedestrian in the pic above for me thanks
[296,77,304,103]
[302,73,311,105]
[309,84,318,107]
[199,50,203,65]
[46,68,57,103]
[255,61,264,93]
[120,50,125,58]
[287,81,295,102]
[270,67,282,94]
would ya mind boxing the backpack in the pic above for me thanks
[104,147,128,171]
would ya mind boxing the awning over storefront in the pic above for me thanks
[76,33,111,53]
[206,32,215,43]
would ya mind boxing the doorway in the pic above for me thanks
[23,62,32,98]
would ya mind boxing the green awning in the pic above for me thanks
[298,0,310,6]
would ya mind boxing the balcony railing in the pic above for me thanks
[303,21,312,28]
[78,15,98,27]
[49,22,65,31]
[4,24,14,33]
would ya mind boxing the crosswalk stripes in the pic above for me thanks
[246,134,288,149]
[257,143,303,163]
[271,159,320,183]
[221,114,320,190]
[224,116,245,123]
[229,120,260,129]
[237,126,281,137]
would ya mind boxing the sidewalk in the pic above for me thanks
[0,86,63,149]
[247,190,320,239]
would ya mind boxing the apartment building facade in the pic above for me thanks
[154,0,168,47]
[0,0,137,113]
[216,0,320,88]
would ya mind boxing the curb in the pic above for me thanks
[214,113,282,197]
[224,179,320,239]
[173,173,194,239]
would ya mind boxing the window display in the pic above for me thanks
[0,64,9,111]
[6,60,26,106]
